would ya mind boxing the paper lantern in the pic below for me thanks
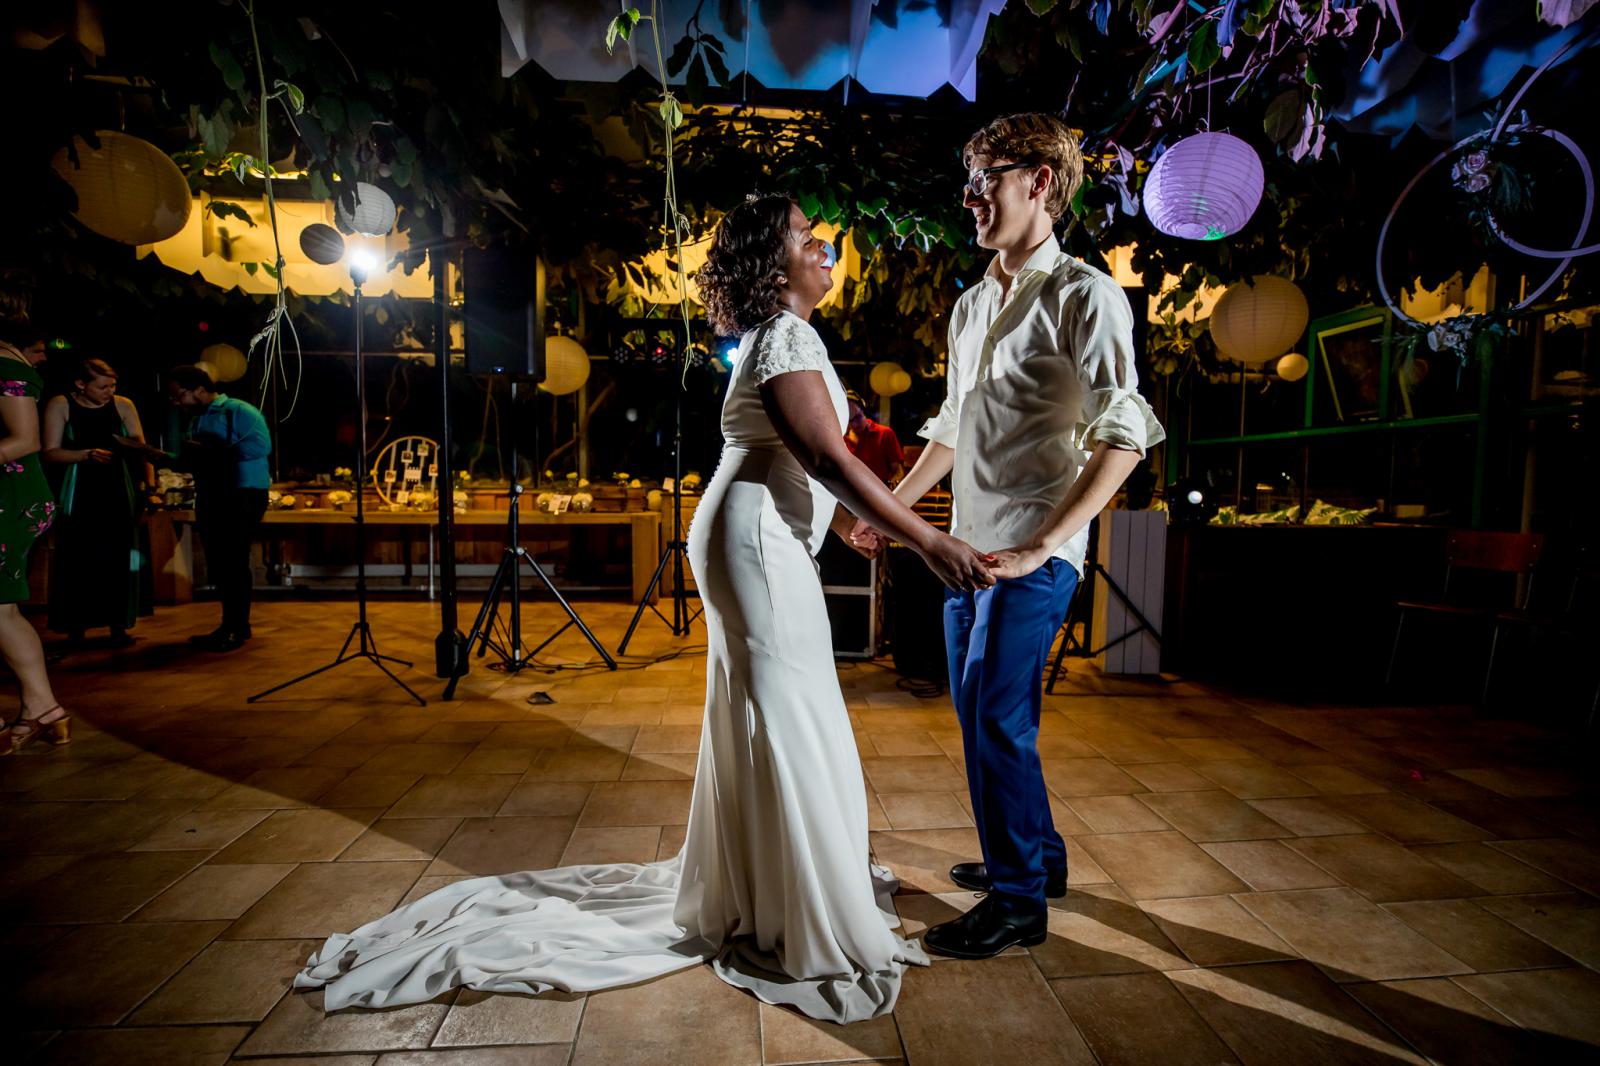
[869,361,911,397]
[540,336,591,395]
[201,343,248,383]
[335,182,396,237]
[50,131,192,245]
[1209,276,1309,365]
[299,222,346,265]
[1144,132,1263,241]
[193,360,219,383]
[1276,352,1309,382]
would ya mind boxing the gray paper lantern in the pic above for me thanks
[299,222,346,265]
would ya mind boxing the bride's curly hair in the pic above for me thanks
[695,194,794,337]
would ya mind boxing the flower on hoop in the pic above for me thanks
[1450,150,1493,194]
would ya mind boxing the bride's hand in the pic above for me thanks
[920,533,996,591]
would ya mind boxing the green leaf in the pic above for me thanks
[699,32,726,54]
[704,45,731,87]
[243,261,258,275]
[308,170,331,202]
[1263,90,1302,143]
[658,94,684,130]
[345,99,374,138]
[277,80,305,114]
[262,261,280,280]
[314,96,346,132]
[1026,0,1059,13]
[394,137,419,165]
[390,160,413,188]
[1186,21,1221,74]
[209,42,246,92]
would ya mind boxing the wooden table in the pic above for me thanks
[151,508,663,604]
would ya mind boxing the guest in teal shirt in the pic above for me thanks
[167,365,272,651]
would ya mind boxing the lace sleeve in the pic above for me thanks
[750,313,830,385]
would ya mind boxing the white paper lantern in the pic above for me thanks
[51,131,192,245]
[201,343,248,383]
[335,182,397,237]
[1209,276,1309,364]
[1276,352,1309,382]
[540,335,591,395]
[1144,132,1264,241]
[869,361,911,397]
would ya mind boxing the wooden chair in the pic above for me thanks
[1495,548,1599,728]
[1386,531,1544,704]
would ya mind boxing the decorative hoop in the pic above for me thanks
[371,435,441,509]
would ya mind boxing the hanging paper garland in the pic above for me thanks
[1143,132,1264,241]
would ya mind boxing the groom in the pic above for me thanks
[857,113,1163,957]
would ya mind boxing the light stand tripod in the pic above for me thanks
[617,371,702,653]
[1044,516,1162,694]
[250,257,426,705]
[442,379,615,699]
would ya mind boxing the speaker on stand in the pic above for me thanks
[463,248,546,380]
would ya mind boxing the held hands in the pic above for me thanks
[83,448,115,464]
[921,532,997,592]
[985,543,1052,581]
[848,519,887,558]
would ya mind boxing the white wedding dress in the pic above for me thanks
[297,310,927,1022]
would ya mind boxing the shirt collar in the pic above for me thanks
[982,235,1067,289]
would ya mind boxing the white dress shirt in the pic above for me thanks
[919,237,1165,575]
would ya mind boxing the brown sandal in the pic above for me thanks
[9,706,71,752]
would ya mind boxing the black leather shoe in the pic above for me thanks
[190,628,248,652]
[923,895,1048,959]
[949,861,1068,898]
[189,627,231,646]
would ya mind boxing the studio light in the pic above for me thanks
[348,250,377,285]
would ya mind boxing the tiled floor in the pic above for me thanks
[6,600,1599,1064]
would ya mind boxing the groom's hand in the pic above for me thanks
[848,519,887,558]
[986,543,1051,580]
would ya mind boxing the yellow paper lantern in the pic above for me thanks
[193,360,220,383]
[51,131,192,245]
[1209,275,1309,365]
[869,361,911,397]
[201,343,248,383]
[540,335,591,396]
[1276,352,1309,382]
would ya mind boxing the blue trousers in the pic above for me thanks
[944,559,1078,911]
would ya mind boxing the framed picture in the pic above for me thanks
[1308,307,1392,424]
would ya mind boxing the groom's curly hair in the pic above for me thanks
[696,193,794,337]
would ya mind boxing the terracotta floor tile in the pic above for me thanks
[131,808,272,851]
[454,746,544,775]
[578,780,693,826]
[1488,837,1600,895]
[0,798,198,854]
[431,988,583,1046]
[1166,738,1254,762]
[129,937,319,1024]
[1123,762,1213,792]
[1042,757,1146,797]
[1288,764,1386,795]
[21,920,227,1026]
[1050,973,1240,1066]
[759,1000,902,1063]
[869,827,983,894]
[478,721,574,749]
[861,755,966,793]
[621,752,697,780]
[1084,732,1189,764]
[387,775,520,819]
[201,767,354,810]
[522,747,628,782]
[1474,892,1600,969]
[1196,840,1342,893]
[878,792,973,830]
[317,773,425,809]
[498,780,595,817]
[1141,895,1297,967]
[19,850,207,922]
[895,956,1095,1066]
[1076,832,1248,900]
[1241,798,1367,838]
[1409,841,1570,894]
[1235,887,1470,982]
[1346,977,1573,1066]
[1324,793,1490,844]
[238,988,454,1056]
[1136,791,1292,843]
[396,874,475,908]
[657,823,687,860]
[632,724,702,753]
[1192,759,1317,800]
[225,860,426,939]
[211,808,384,864]
[1066,794,1172,833]
[572,963,758,1066]
[1451,967,1600,1045]
[381,1045,569,1065]
[425,816,574,877]
[1036,732,1102,758]
[135,862,296,921]
[341,818,463,862]
[567,724,641,750]
[869,730,944,756]
[1283,834,1478,903]
[559,825,662,865]
[1447,766,1586,798]
[1169,961,1426,1065]
[1382,898,1572,971]
[1063,837,1113,885]
[1029,883,1192,977]
[33,1025,248,1065]
[1046,796,1094,836]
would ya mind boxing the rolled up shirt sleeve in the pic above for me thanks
[917,301,965,449]
[1069,277,1166,457]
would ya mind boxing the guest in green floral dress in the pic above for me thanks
[0,320,69,754]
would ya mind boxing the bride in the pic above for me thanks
[297,194,996,1023]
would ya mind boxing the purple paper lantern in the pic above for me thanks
[1144,132,1264,241]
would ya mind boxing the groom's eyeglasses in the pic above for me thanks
[963,161,1037,199]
